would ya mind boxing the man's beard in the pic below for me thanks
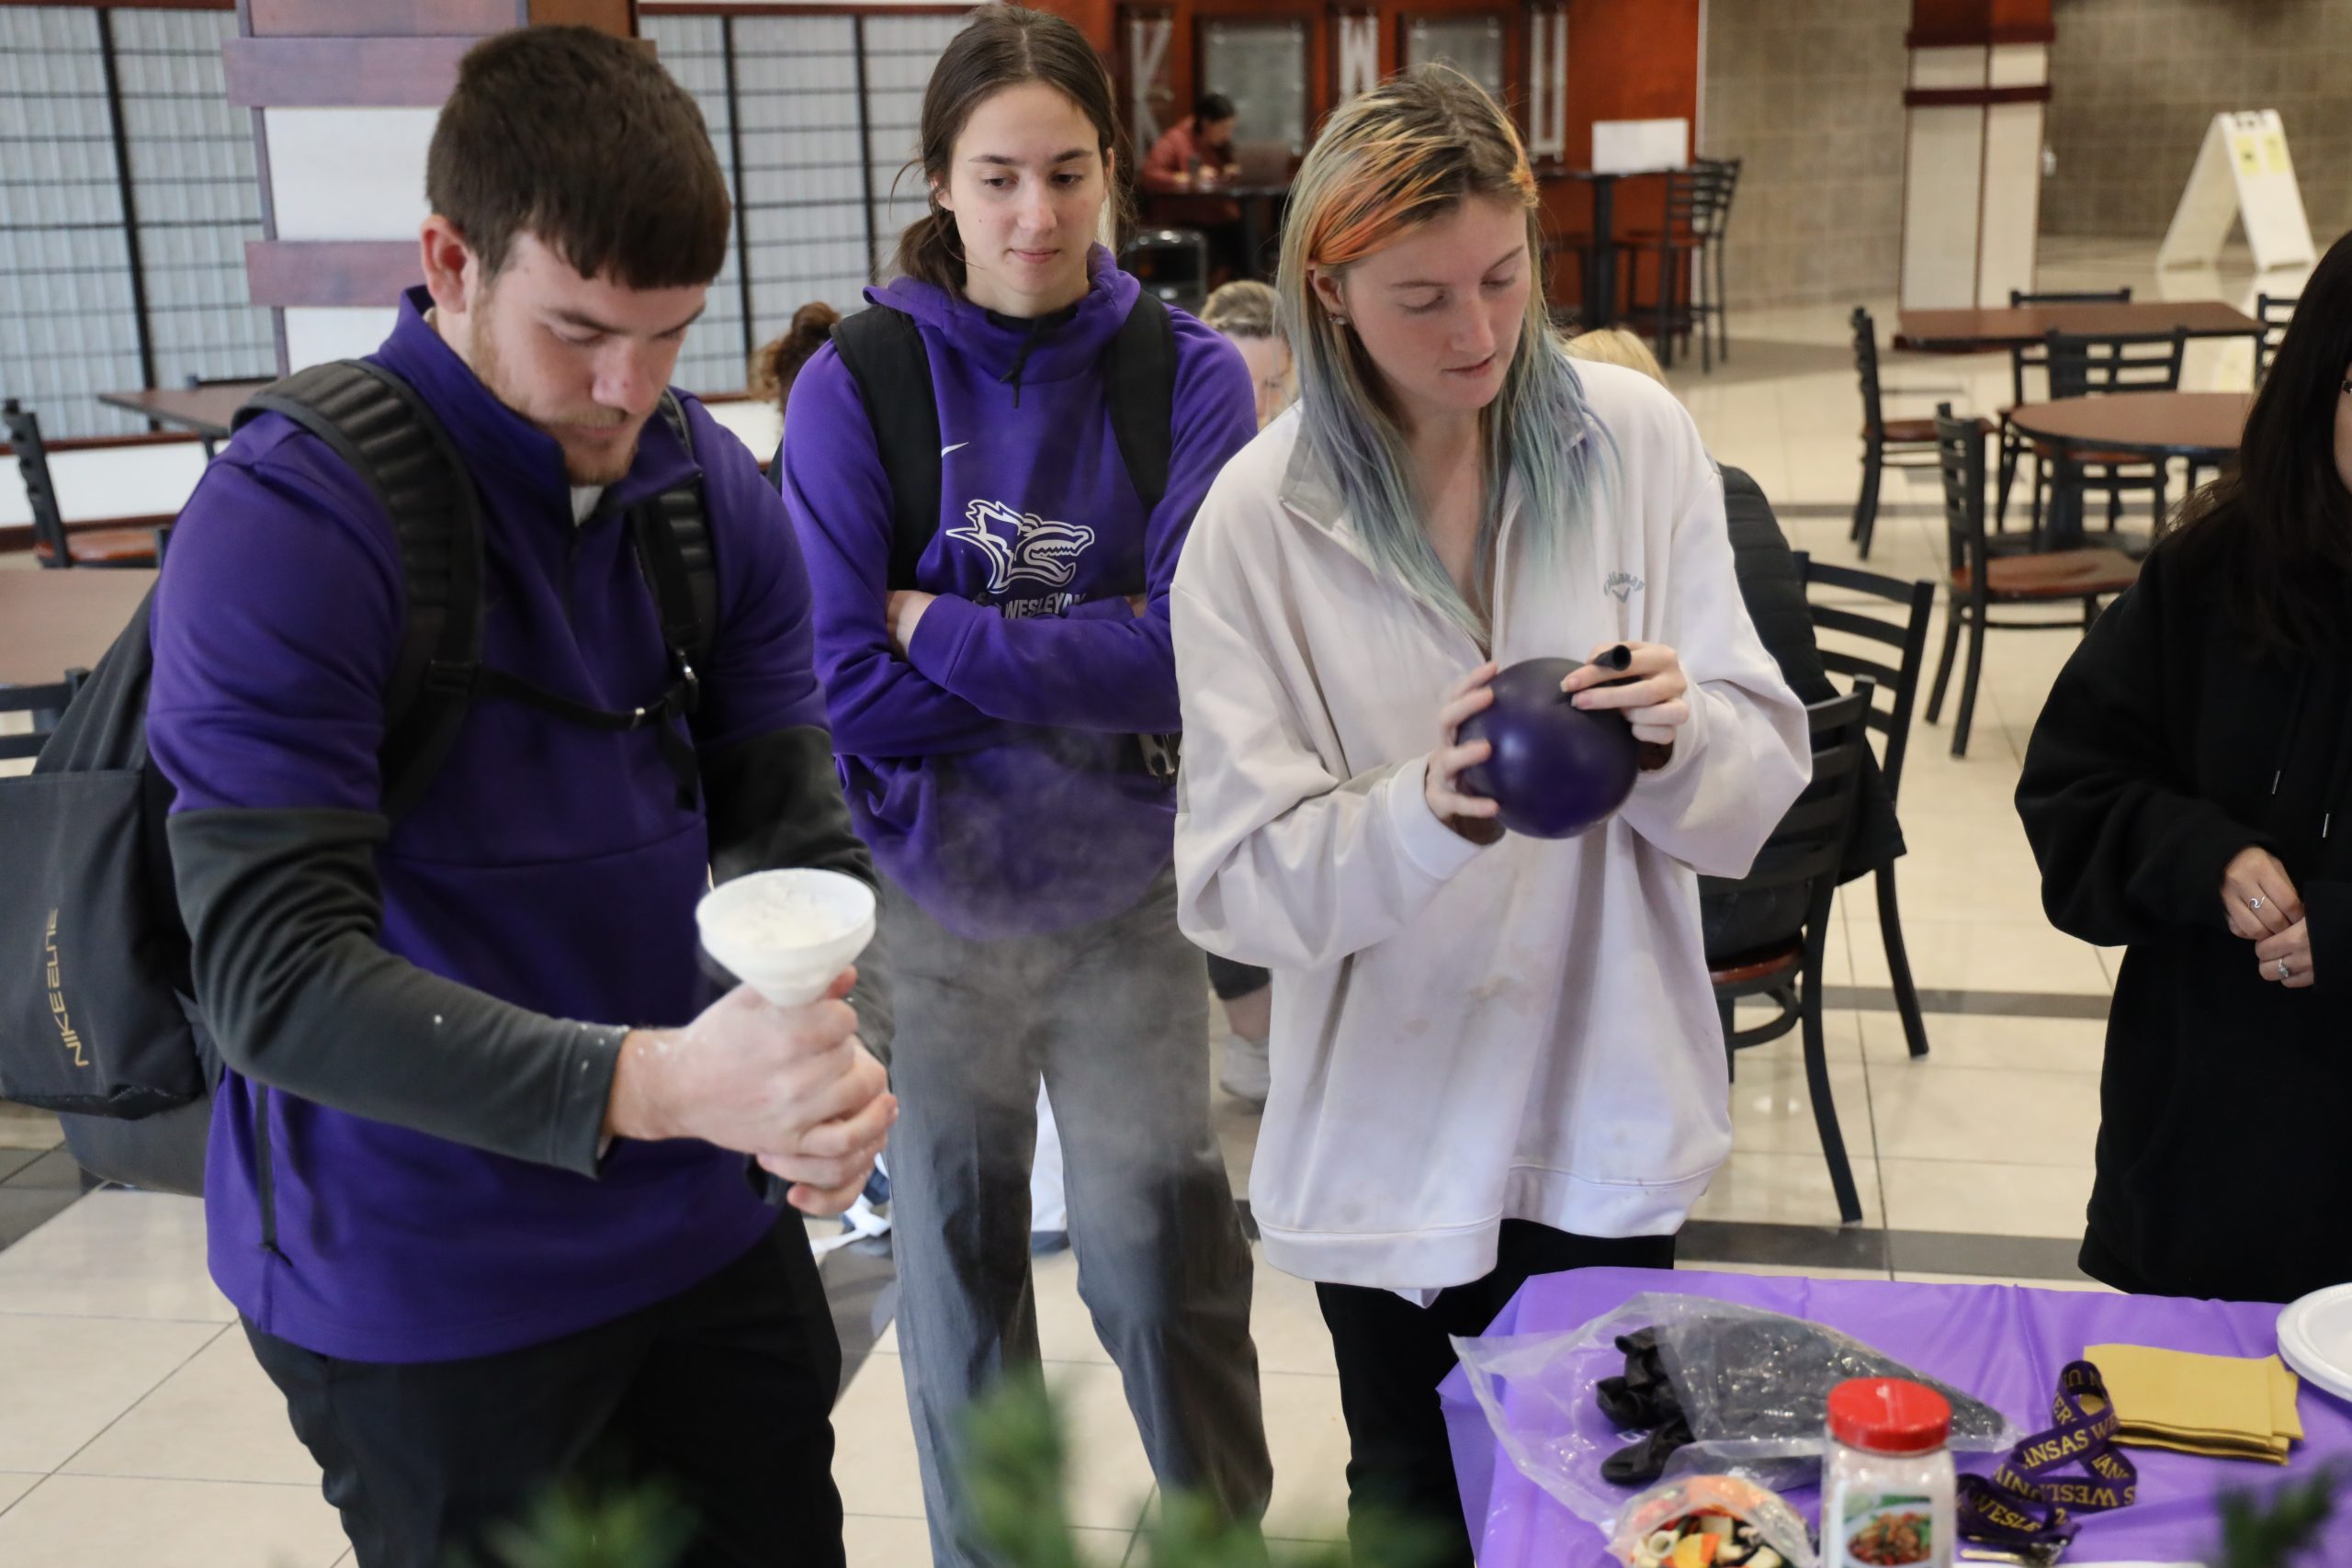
[470,303,640,486]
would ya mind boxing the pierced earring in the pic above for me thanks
[1330,313,1349,328]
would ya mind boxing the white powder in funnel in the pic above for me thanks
[712,890,856,950]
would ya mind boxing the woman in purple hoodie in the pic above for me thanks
[777,8,1270,1562]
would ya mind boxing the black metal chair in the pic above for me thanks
[1120,228,1211,314]
[2037,327,2188,543]
[3,400,163,570]
[1851,307,1990,559]
[1795,554,1935,1062]
[1709,683,1877,1225]
[2254,292,2297,385]
[0,667,88,763]
[1926,405,2139,757]
[1691,155,1739,367]
[1994,287,2132,531]
[1617,163,1732,372]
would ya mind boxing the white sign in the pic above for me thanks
[1337,15,1380,101]
[1590,118,1687,175]
[1526,7,1568,160]
[2157,109,2316,273]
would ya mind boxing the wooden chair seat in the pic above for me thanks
[1952,547,2139,600]
[1882,414,1993,444]
[1708,943,1799,987]
[35,529,160,568]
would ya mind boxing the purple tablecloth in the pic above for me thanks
[1440,1267,2347,1565]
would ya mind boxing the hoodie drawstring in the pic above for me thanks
[989,301,1079,410]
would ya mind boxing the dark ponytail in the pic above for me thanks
[894,5,1130,292]
[748,300,842,412]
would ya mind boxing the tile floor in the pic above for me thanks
[0,236,2290,1563]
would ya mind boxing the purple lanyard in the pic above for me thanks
[1958,1360,2139,1549]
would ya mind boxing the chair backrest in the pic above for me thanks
[1793,552,1936,803]
[2255,292,2297,384]
[2006,288,2133,400]
[2043,328,2186,399]
[1850,306,1885,439]
[1119,228,1210,309]
[1703,683,1875,902]
[1932,402,1990,590]
[0,667,88,762]
[1659,165,1713,233]
[1695,155,1741,231]
[2,400,73,570]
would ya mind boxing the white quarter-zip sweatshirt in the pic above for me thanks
[1170,358,1810,1292]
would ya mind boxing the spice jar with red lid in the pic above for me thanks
[1823,1377,1955,1567]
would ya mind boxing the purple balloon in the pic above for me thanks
[1456,657,1639,839]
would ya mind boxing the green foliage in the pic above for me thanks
[962,1375,1448,1568]
[2216,1466,2338,1568]
[470,1478,696,1568]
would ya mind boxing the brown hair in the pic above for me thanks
[750,302,843,411]
[427,26,731,289]
[893,6,1129,292]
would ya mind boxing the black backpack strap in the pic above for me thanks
[1105,292,1176,514]
[828,305,943,591]
[643,390,718,669]
[237,361,482,822]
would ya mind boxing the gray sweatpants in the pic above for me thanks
[881,871,1271,1565]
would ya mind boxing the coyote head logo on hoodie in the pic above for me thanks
[949,499,1095,596]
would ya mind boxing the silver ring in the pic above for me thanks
[2278,958,2292,981]
[2249,896,2266,911]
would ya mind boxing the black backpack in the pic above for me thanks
[0,361,715,1193]
[807,294,1184,778]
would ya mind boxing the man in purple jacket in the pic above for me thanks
[143,29,890,1568]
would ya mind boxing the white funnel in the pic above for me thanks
[695,869,876,1007]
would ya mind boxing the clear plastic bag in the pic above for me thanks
[1607,1474,1816,1567]
[1452,1292,2018,1528]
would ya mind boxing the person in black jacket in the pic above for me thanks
[1565,329,1905,956]
[2017,227,2352,1303]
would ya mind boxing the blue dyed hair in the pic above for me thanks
[1278,65,1611,643]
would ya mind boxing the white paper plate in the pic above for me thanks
[2277,1281,2352,1405]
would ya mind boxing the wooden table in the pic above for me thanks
[0,568,154,687]
[96,382,270,448]
[2007,390,2251,547]
[1895,299,2262,353]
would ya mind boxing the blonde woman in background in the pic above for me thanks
[1203,278,1298,432]
[1171,68,1806,1561]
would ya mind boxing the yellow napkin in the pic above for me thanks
[2084,1344,2301,1464]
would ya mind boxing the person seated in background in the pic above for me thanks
[1142,92,1240,193]
[749,300,842,415]
[1203,278,1296,435]
[1565,327,1905,961]
[2017,227,2352,1305]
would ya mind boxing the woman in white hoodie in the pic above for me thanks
[1170,68,1808,1562]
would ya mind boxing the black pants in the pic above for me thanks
[1206,953,1271,1004]
[245,1218,845,1568]
[1316,1222,1677,1566]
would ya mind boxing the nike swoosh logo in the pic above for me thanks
[941,442,969,457]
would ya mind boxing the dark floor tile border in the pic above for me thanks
[1679,1219,2091,1283]
[0,1185,83,1249]
[0,1146,42,1185]
[1825,985,2112,1020]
